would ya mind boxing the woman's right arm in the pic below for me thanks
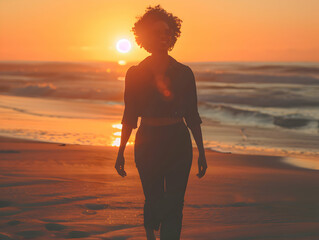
[115,66,138,177]
[118,124,133,155]
[115,124,133,177]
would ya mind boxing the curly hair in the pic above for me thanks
[132,5,183,53]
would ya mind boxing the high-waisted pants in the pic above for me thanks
[134,121,193,239]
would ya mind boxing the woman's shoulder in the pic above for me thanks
[171,57,193,74]
[125,65,141,81]
[174,62,194,80]
[127,65,138,74]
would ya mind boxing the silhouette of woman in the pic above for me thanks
[115,5,207,240]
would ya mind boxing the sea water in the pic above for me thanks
[0,60,318,159]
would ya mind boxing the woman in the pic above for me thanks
[115,5,207,240]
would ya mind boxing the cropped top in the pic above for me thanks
[121,55,202,129]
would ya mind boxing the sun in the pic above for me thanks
[116,39,131,53]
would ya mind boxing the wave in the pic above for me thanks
[0,104,105,120]
[0,61,121,73]
[10,83,56,97]
[273,116,314,129]
[200,96,319,109]
[195,72,319,85]
[189,62,319,80]
[235,64,319,75]
[2,83,123,102]
[201,103,319,133]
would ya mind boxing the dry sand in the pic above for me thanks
[0,136,319,240]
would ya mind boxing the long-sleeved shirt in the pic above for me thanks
[121,55,202,129]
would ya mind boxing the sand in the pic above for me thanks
[0,136,319,240]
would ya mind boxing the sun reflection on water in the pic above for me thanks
[111,123,134,147]
[112,124,122,130]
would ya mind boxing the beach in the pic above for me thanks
[2,0,319,238]
[1,135,319,239]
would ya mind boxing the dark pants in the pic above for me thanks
[134,121,193,239]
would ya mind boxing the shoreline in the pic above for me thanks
[1,134,317,171]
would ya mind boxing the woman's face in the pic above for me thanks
[147,20,172,53]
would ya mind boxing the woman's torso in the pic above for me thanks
[133,56,188,126]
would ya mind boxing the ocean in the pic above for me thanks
[0,60,318,160]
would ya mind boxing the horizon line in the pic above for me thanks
[0,59,318,64]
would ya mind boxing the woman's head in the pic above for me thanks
[132,5,182,53]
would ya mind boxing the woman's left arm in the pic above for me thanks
[189,124,207,178]
[184,66,207,178]
[189,124,205,156]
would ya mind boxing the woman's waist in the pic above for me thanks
[140,116,183,126]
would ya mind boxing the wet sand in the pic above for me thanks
[0,136,319,239]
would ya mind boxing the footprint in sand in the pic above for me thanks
[84,203,109,210]
[82,210,97,215]
[68,230,90,238]
[16,230,45,239]
[0,200,12,208]
[0,207,23,217]
[7,220,22,226]
[45,223,67,231]
[0,150,20,153]
[81,203,109,215]
[0,233,13,240]
[104,237,132,240]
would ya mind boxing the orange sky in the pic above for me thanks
[0,0,318,62]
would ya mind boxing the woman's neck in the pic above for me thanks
[150,52,170,69]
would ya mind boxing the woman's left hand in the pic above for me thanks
[115,152,127,177]
[196,152,207,178]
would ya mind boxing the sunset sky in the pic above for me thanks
[0,0,318,62]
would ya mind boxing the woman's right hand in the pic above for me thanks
[115,152,127,177]
[196,152,207,178]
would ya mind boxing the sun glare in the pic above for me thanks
[116,39,131,53]
[118,60,126,65]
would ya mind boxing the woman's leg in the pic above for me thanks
[159,123,193,240]
[146,227,156,240]
[136,164,165,231]
[135,125,166,234]
[135,122,192,239]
